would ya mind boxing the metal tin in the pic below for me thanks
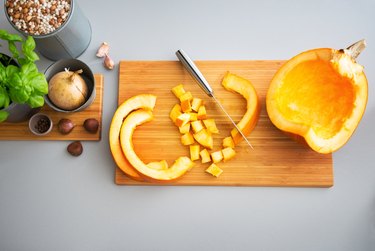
[4,0,92,61]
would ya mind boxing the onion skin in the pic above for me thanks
[48,69,88,110]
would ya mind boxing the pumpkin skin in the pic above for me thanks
[119,109,194,182]
[222,72,261,145]
[266,47,368,154]
[109,94,157,181]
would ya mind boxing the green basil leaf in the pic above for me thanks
[0,86,6,107]
[0,63,6,82]
[21,62,37,75]
[22,36,36,52]
[28,73,48,95]
[4,92,10,107]
[27,51,39,62]
[9,86,28,103]
[0,110,9,122]
[6,64,19,78]
[22,36,39,62]
[27,95,44,108]
[8,73,22,88]
[8,41,19,59]
[0,29,22,42]
[0,86,10,108]
[17,58,28,66]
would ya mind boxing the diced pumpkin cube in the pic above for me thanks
[203,119,219,134]
[147,160,169,170]
[205,163,223,177]
[190,145,200,161]
[179,91,193,102]
[179,122,191,134]
[197,105,207,120]
[191,98,203,112]
[175,113,190,127]
[180,99,192,113]
[191,120,204,133]
[172,84,186,99]
[199,148,211,163]
[189,112,198,121]
[222,147,236,162]
[169,104,182,123]
[222,136,235,148]
[193,129,213,149]
[211,150,223,163]
[181,132,195,145]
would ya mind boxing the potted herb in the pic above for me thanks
[0,29,48,123]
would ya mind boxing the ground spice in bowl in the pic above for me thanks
[5,0,71,36]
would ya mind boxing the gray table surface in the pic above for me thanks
[1,0,374,250]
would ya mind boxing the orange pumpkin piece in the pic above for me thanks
[222,72,261,145]
[109,94,157,181]
[181,132,195,145]
[266,41,368,153]
[172,84,186,99]
[191,120,204,133]
[191,98,203,112]
[147,160,169,170]
[222,136,235,148]
[193,129,213,150]
[169,103,182,123]
[190,145,200,161]
[180,92,193,113]
[175,113,190,127]
[179,122,191,134]
[189,112,198,121]
[197,105,207,120]
[119,109,194,182]
[199,149,211,164]
[205,163,223,177]
[211,150,223,163]
[221,147,236,162]
[180,99,192,113]
[203,119,219,134]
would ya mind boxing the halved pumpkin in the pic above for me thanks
[222,72,261,145]
[109,94,157,181]
[119,109,194,182]
[266,43,368,153]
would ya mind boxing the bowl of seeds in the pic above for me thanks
[4,0,92,60]
[5,0,71,36]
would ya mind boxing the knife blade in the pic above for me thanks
[175,49,253,149]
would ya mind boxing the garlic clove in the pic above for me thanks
[104,54,115,70]
[96,42,110,58]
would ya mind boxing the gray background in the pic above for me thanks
[1,0,374,250]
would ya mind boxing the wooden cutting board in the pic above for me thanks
[0,74,103,141]
[115,61,333,187]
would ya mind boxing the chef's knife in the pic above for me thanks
[176,49,253,149]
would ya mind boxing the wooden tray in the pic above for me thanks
[0,74,103,141]
[115,61,333,187]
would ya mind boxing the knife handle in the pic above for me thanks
[176,49,213,97]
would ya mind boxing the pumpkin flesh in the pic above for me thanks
[267,48,367,153]
[278,59,355,139]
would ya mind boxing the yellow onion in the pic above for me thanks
[48,69,88,110]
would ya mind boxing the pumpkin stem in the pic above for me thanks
[343,39,366,60]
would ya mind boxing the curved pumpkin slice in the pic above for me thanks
[147,160,169,170]
[222,72,261,145]
[266,46,368,153]
[109,94,157,181]
[119,109,194,182]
